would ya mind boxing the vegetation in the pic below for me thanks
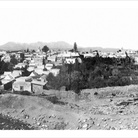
[46,55,136,94]
[42,45,49,53]
[73,42,78,52]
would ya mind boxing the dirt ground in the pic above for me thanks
[1,84,138,130]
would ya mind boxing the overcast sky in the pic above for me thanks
[0,1,138,50]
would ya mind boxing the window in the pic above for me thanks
[20,86,24,91]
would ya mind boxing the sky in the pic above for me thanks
[1,1,138,50]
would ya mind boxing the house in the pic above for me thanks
[0,73,15,90]
[37,65,44,70]
[45,63,53,70]
[57,51,79,58]
[12,74,47,94]
[3,71,21,79]
[65,58,76,64]
[49,69,60,76]
[34,68,44,75]
[12,81,31,92]
[31,80,47,95]
[0,51,6,56]
[12,77,32,92]
[42,71,50,75]
[15,76,30,82]
[40,74,47,82]
[83,53,95,58]
[29,62,36,68]
[47,56,56,62]
[29,71,40,77]
[14,63,26,69]
[11,70,22,78]
[27,66,35,72]
[33,58,43,66]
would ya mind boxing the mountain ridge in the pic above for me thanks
[0,41,126,52]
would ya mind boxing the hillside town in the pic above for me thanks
[1,43,138,130]
[0,43,138,95]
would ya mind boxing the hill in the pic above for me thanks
[0,41,73,51]
[0,41,126,52]
[0,85,138,130]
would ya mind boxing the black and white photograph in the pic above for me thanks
[0,0,138,137]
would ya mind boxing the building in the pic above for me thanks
[31,80,47,95]
[12,77,32,92]
[45,63,53,70]
[49,69,60,76]
[12,81,31,92]
[0,73,15,90]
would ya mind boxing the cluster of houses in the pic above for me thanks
[0,65,60,95]
[0,47,138,95]
[0,50,61,95]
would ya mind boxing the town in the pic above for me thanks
[0,42,138,95]
[1,43,138,130]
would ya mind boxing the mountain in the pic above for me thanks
[0,41,127,52]
[0,41,73,51]
[78,47,121,53]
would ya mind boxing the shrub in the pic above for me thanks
[70,71,84,94]
[47,72,68,90]
[88,76,106,88]
[118,77,131,86]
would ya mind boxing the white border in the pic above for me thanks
[0,1,138,138]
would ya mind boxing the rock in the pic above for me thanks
[78,119,81,123]
[110,118,113,121]
[25,115,29,119]
[82,124,88,128]
[111,127,116,130]
[94,92,98,96]
[107,99,113,102]
[21,109,25,113]
[103,118,107,121]
[77,127,80,130]
[37,122,41,126]
[118,121,122,124]
[43,120,47,123]
[83,119,86,123]
[51,114,56,118]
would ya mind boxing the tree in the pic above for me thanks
[42,57,45,65]
[26,48,29,53]
[22,65,31,76]
[32,49,35,53]
[74,58,79,71]
[10,54,18,65]
[42,45,49,53]
[20,53,25,62]
[73,42,78,52]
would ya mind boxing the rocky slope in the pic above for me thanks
[1,85,138,130]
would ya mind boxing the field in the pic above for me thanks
[1,85,138,130]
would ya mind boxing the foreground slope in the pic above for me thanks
[1,85,138,130]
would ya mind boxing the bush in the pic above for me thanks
[46,57,136,92]
[88,77,106,88]
[47,72,68,90]
[70,71,84,94]
[118,77,131,86]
